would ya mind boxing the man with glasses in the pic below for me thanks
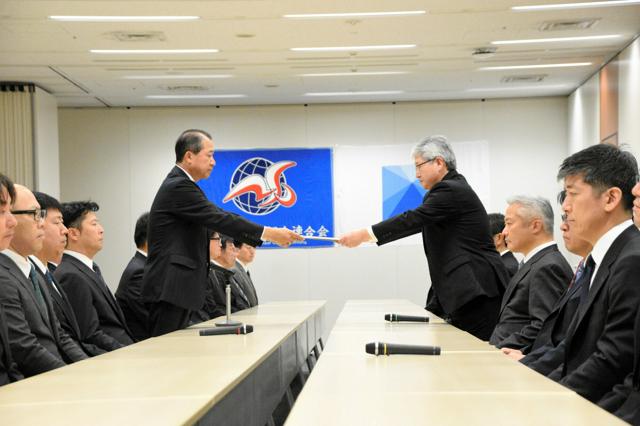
[190,231,227,323]
[339,135,509,341]
[0,185,88,377]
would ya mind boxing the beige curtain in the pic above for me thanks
[0,87,34,188]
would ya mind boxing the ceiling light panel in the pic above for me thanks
[50,16,200,22]
[513,1,640,11]
[479,62,592,70]
[492,35,622,45]
[90,49,219,54]
[291,45,416,52]
[283,11,426,19]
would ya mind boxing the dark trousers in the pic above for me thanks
[448,295,501,341]
[147,301,191,337]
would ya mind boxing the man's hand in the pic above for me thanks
[263,227,304,247]
[501,347,525,361]
[338,229,373,248]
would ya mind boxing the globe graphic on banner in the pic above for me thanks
[229,157,288,215]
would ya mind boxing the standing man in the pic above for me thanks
[233,242,259,307]
[339,135,509,340]
[142,129,302,336]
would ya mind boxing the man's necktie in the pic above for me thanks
[44,269,61,296]
[92,263,117,303]
[577,255,596,309]
[29,264,49,321]
[568,259,585,289]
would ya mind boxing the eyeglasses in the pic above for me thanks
[415,158,435,170]
[11,208,46,222]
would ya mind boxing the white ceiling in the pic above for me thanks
[0,0,638,107]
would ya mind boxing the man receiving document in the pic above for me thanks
[339,135,509,341]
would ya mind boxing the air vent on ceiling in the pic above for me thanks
[471,47,497,60]
[106,31,167,42]
[161,85,209,92]
[539,19,599,32]
[501,74,547,83]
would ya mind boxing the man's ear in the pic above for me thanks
[67,227,80,243]
[603,187,623,213]
[529,217,544,235]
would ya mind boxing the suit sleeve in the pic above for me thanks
[0,275,66,376]
[372,182,455,245]
[498,262,568,349]
[522,340,567,377]
[54,312,88,362]
[559,254,640,402]
[170,180,264,246]
[55,271,124,352]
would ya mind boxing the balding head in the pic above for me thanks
[9,185,45,257]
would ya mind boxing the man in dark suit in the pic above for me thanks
[115,212,150,341]
[191,231,227,323]
[214,236,251,312]
[538,144,640,404]
[232,241,259,307]
[0,174,23,386]
[30,192,106,357]
[339,135,509,340]
[0,185,88,377]
[489,196,572,348]
[141,129,303,336]
[488,212,519,279]
[56,201,135,350]
[596,181,640,423]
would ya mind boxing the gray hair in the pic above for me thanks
[411,135,457,170]
[506,195,554,235]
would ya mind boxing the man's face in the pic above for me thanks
[188,138,215,181]
[0,187,17,251]
[70,212,104,256]
[217,241,238,267]
[414,156,444,190]
[502,203,534,254]
[237,243,256,264]
[562,175,610,245]
[632,181,640,227]
[209,233,222,260]
[10,187,45,256]
[560,218,592,258]
[493,232,506,251]
[42,208,68,263]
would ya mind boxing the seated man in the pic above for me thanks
[212,235,251,313]
[116,212,151,341]
[0,185,87,377]
[55,201,134,350]
[0,174,23,385]
[31,191,106,357]
[191,231,227,323]
[488,212,519,279]
[232,242,259,307]
[542,144,640,403]
[489,196,572,349]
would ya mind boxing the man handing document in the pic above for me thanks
[338,136,509,341]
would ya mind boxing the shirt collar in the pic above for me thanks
[523,241,556,264]
[2,249,32,279]
[175,164,195,182]
[499,249,510,256]
[136,249,148,257]
[64,250,94,270]
[591,219,633,270]
[28,255,48,275]
[236,259,248,271]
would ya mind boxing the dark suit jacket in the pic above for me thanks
[115,251,150,341]
[191,264,230,323]
[0,302,23,385]
[545,225,640,403]
[372,170,509,317]
[490,245,571,348]
[232,261,258,307]
[501,251,519,279]
[55,254,134,350]
[32,262,106,357]
[0,253,87,377]
[141,166,264,311]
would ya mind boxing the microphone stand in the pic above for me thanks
[215,284,242,327]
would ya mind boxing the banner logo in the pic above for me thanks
[223,157,297,215]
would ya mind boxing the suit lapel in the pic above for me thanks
[36,267,81,338]
[0,256,52,327]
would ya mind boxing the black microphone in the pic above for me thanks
[384,313,430,323]
[365,341,441,356]
[199,325,254,336]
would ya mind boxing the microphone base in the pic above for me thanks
[215,320,243,327]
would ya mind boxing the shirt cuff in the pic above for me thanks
[260,227,267,242]
[367,227,378,243]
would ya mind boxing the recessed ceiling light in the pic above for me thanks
[492,35,622,45]
[50,15,200,22]
[283,11,426,19]
[304,90,404,96]
[291,44,416,52]
[479,62,592,70]
[146,94,246,99]
[467,85,572,92]
[90,49,219,54]
[299,71,409,77]
[123,75,232,79]
[513,1,640,11]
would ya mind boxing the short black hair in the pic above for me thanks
[134,212,150,248]
[557,144,638,211]
[0,174,16,206]
[61,201,99,230]
[220,234,235,251]
[175,129,212,162]
[33,191,63,213]
[488,213,505,236]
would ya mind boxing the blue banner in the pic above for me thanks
[198,148,334,248]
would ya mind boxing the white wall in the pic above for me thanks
[619,37,640,154]
[568,74,600,155]
[33,88,60,197]
[58,97,568,333]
